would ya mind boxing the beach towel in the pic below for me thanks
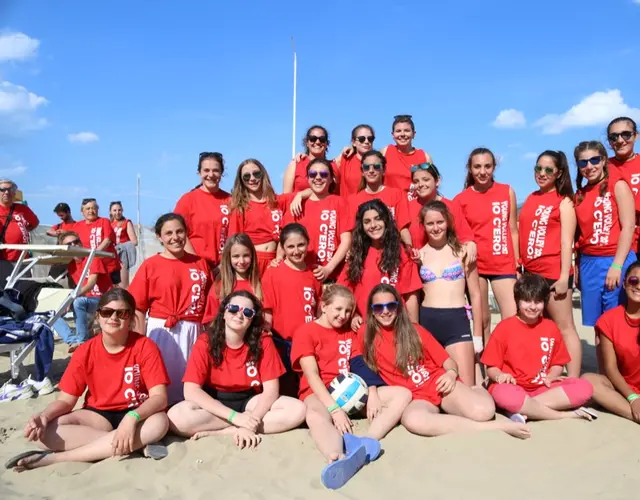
[0,315,55,381]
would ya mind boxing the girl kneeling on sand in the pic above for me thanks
[481,274,595,422]
[167,291,306,449]
[362,284,531,439]
[583,262,640,423]
[291,285,412,489]
[6,288,170,472]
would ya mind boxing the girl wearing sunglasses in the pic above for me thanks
[418,201,483,386]
[174,152,231,268]
[168,290,305,449]
[109,201,138,289]
[282,159,352,282]
[337,200,421,332]
[518,150,581,377]
[583,262,640,424]
[7,288,170,472]
[361,284,531,439]
[454,148,518,340]
[574,141,636,329]
[229,159,310,276]
[129,213,213,405]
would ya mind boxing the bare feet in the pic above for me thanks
[191,430,218,440]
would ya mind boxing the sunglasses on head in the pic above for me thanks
[225,303,256,319]
[534,165,556,175]
[98,308,132,320]
[355,135,375,144]
[362,163,383,172]
[627,276,640,287]
[577,156,602,169]
[82,198,97,205]
[410,162,440,175]
[307,135,327,144]
[371,301,399,314]
[242,170,263,182]
[308,170,330,179]
[608,131,635,143]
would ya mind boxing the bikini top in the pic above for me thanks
[419,260,465,283]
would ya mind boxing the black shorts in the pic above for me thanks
[419,306,473,347]
[478,273,517,281]
[85,407,130,429]
[109,270,122,285]
[203,387,256,413]
[522,269,574,290]
[271,332,293,372]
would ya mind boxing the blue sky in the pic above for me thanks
[1,0,639,226]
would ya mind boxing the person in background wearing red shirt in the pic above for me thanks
[292,285,411,490]
[6,288,170,472]
[519,150,581,377]
[174,152,231,269]
[228,158,308,276]
[284,125,337,194]
[167,291,305,449]
[362,284,530,439]
[418,201,483,386]
[74,198,121,286]
[129,213,212,405]
[203,233,262,324]
[46,202,75,238]
[574,141,636,329]
[408,164,476,263]
[583,262,640,423]
[0,178,39,270]
[282,159,352,282]
[454,148,518,340]
[109,201,138,289]
[338,200,420,330]
[481,274,595,422]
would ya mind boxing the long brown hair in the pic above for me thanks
[419,200,462,255]
[217,233,262,301]
[574,141,609,205]
[230,159,277,212]
[464,147,496,189]
[363,284,423,376]
[536,150,574,198]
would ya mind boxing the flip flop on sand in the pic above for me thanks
[343,433,382,462]
[506,412,528,424]
[575,407,599,421]
[321,445,367,490]
[143,443,168,460]
[4,450,52,470]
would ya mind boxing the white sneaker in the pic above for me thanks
[0,381,35,403]
[20,375,55,396]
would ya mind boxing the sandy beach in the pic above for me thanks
[2,310,640,500]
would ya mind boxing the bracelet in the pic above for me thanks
[126,410,141,422]
[447,367,458,375]
[327,403,340,413]
[611,263,623,271]
[627,393,640,403]
[228,409,237,423]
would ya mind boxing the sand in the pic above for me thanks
[2,310,640,500]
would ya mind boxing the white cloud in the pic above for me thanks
[0,80,47,139]
[30,185,88,198]
[68,131,99,143]
[492,109,526,129]
[523,152,538,160]
[0,165,27,176]
[534,90,640,135]
[0,32,40,62]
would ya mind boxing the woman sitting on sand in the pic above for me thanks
[6,288,170,472]
[583,262,640,424]
[361,283,531,439]
[481,274,595,422]
[167,291,306,449]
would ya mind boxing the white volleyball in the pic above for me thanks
[328,372,369,415]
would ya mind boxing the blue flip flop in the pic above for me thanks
[320,445,367,490]
[343,433,382,462]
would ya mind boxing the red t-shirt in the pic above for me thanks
[292,158,340,194]
[454,182,516,275]
[262,262,322,341]
[74,218,120,273]
[291,321,358,400]
[519,190,571,280]
[358,323,449,404]
[595,305,640,393]
[174,188,231,266]
[384,145,427,197]
[407,196,473,249]
[58,332,170,412]
[53,220,76,232]
[283,195,352,271]
[228,194,293,246]
[111,219,132,245]
[339,154,363,198]
[128,253,212,327]
[337,246,421,317]
[183,333,284,393]
[203,279,255,324]
[68,257,112,297]
[611,155,640,251]
[348,187,411,229]
[481,316,571,392]
[575,177,623,257]
[0,204,39,261]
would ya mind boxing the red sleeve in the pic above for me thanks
[182,334,212,386]
[227,208,244,238]
[128,261,151,312]
[336,262,351,289]
[351,326,364,357]
[258,336,286,382]
[100,218,116,244]
[338,197,354,232]
[139,337,170,388]
[88,257,109,275]
[277,193,295,212]
[480,323,507,368]
[290,324,317,373]
[174,194,194,234]
[261,268,276,310]
[594,313,612,343]
[449,198,473,243]
[416,324,449,367]
[202,283,221,325]
[395,196,411,230]
[548,322,571,367]
[397,253,421,296]
[57,345,88,397]
[22,206,39,229]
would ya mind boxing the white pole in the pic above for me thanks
[136,174,145,260]
[291,36,297,159]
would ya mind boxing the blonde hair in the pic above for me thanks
[321,284,356,312]
[217,233,262,301]
[230,159,277,212]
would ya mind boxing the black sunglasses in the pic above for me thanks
[577,156,602,169]
[362,163,383,172]
[0,187,15,193]
[81,198,97,205]
[608,131,635,143]
[66,238,81,246]
[98,308,132,320]
[534,165,556,175]
[371,301,399,314]
[356,135,375,144]
[242,170,263,182]
[308,170,330,179]
[307,135,327,144]
[225,303,256,319]
[627,276,640,287]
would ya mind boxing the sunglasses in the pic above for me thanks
[98,308,132,320]
[356,135,375,144]
[410,163,440,176]
[534,165,556,175]
[577,156,602,169]
[66,238,81,246]
[307,135,327,144]
[81,198,97,205]
[0,187,15,193]
[242,170,263,182]
[225,303,256,319]
[608,131,635,143]
[627,276,640,287]
[371,301,399,314]
[308,170,330,179]
[362,163,383,172]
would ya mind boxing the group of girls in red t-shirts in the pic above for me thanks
[10,115,640,489]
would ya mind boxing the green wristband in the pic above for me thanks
[228,409,237,423]
[327,403,340,413]
[127,410,141,422]
[627,393,639,403]
[611,263,623,271]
